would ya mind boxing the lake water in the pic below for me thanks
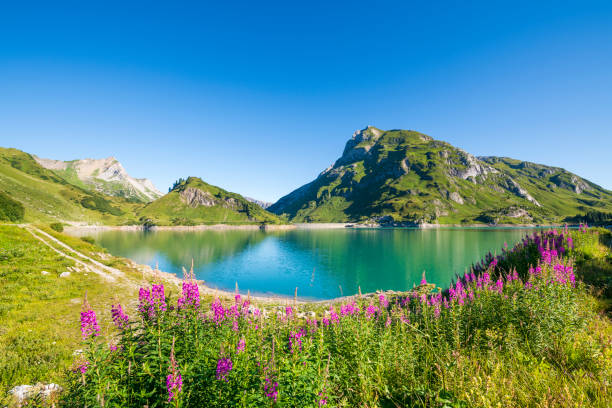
[72,227,539,300]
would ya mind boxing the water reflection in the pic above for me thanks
[71,228,538,299]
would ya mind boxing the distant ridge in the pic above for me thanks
[34,156,162,202]
[245,197,273,209]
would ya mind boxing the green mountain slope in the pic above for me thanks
[268,127,612,224]
[138,177,283,225]
[0,148,141,224]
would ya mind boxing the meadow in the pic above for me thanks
[57,226,612,407]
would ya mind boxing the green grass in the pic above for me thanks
[0,225,177,403]
[0,148,142,225]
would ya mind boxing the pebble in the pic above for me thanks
[41,270,49,275]
[59,271,71,278]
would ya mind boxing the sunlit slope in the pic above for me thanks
[0,147,140,224]
[269,127,612,224]
[138,177,283,225]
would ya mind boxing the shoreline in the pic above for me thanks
[64,222,571,233]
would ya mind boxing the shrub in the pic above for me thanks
[80,194,123,216]
[80,236,95,245]
[0,192,25,222]
[49,223,64,233]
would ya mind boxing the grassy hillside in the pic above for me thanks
[138,177,284,225]
[0,148,142,225]
[269,127,612,224]
[0,224,171,401]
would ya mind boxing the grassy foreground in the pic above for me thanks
[55,227,612,407]
[0,224,187,406]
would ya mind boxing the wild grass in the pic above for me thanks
[60,227,612,407]
[0,225,177,405]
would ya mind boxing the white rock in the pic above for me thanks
[41,271,50,275]
[59,272,71,278]
[9,385,32,402]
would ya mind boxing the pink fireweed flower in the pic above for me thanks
[340,301,359,316]
[152,284,167,311]
[216,357,233,382]
[482,272,491,284]
[322,317,331,326]
[138,287,153,317]
[329,307,340,324]
[365,304,379,319]
[434,305,441,318]
[289,329,305,353]
[379,294,389,308]
[318,390,328,406]
[264,376,278,402]
[524,281,533,290]
[109,344,118,352]
[235,293,241,303]
[385,316,392,327]
[167,339,182,402]
[232,320,239,332]
[80,308,100,339]
[490,258,498,269]
[495,278,503,294]
[111,303,129,329]
[210,298,225,325]
[74,360,89,375]
[285,306,294,318]
[236,338,246,353]
[177,281,200,309]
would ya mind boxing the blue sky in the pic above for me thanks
[1,1,611,202]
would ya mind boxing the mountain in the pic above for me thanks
[138,177,283,225]
[245,197,273,209]
[0,147,139,224]
[268,127,612,225]
[34,156,162,203]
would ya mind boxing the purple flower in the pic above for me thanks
[152,284,167,311]
[138,284,167,318]
[80,309,100,339]
[365,304,379,319]
[379,294,389,308]
[216,357,233,382]
[318,390,328,406]
[111,303,129,329]
[340,302,359,316]
[495,278,503,294]
[329,307,339,324]
[210,298,225,325]
[74,361,89,374]
[177,281,200,309]
[285,306,294,318]
[167,339,182,402]
[237,338,246,353]
[289,329,305,353]
[264,376,278,402]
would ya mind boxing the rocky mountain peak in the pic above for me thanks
[34,155,162,202]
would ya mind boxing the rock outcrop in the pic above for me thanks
[34,156,162,202]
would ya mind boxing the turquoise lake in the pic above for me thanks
[74,227,540,300]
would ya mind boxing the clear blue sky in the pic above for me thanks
[1,1,611,202]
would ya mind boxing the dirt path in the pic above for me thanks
[22,225,120,282]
